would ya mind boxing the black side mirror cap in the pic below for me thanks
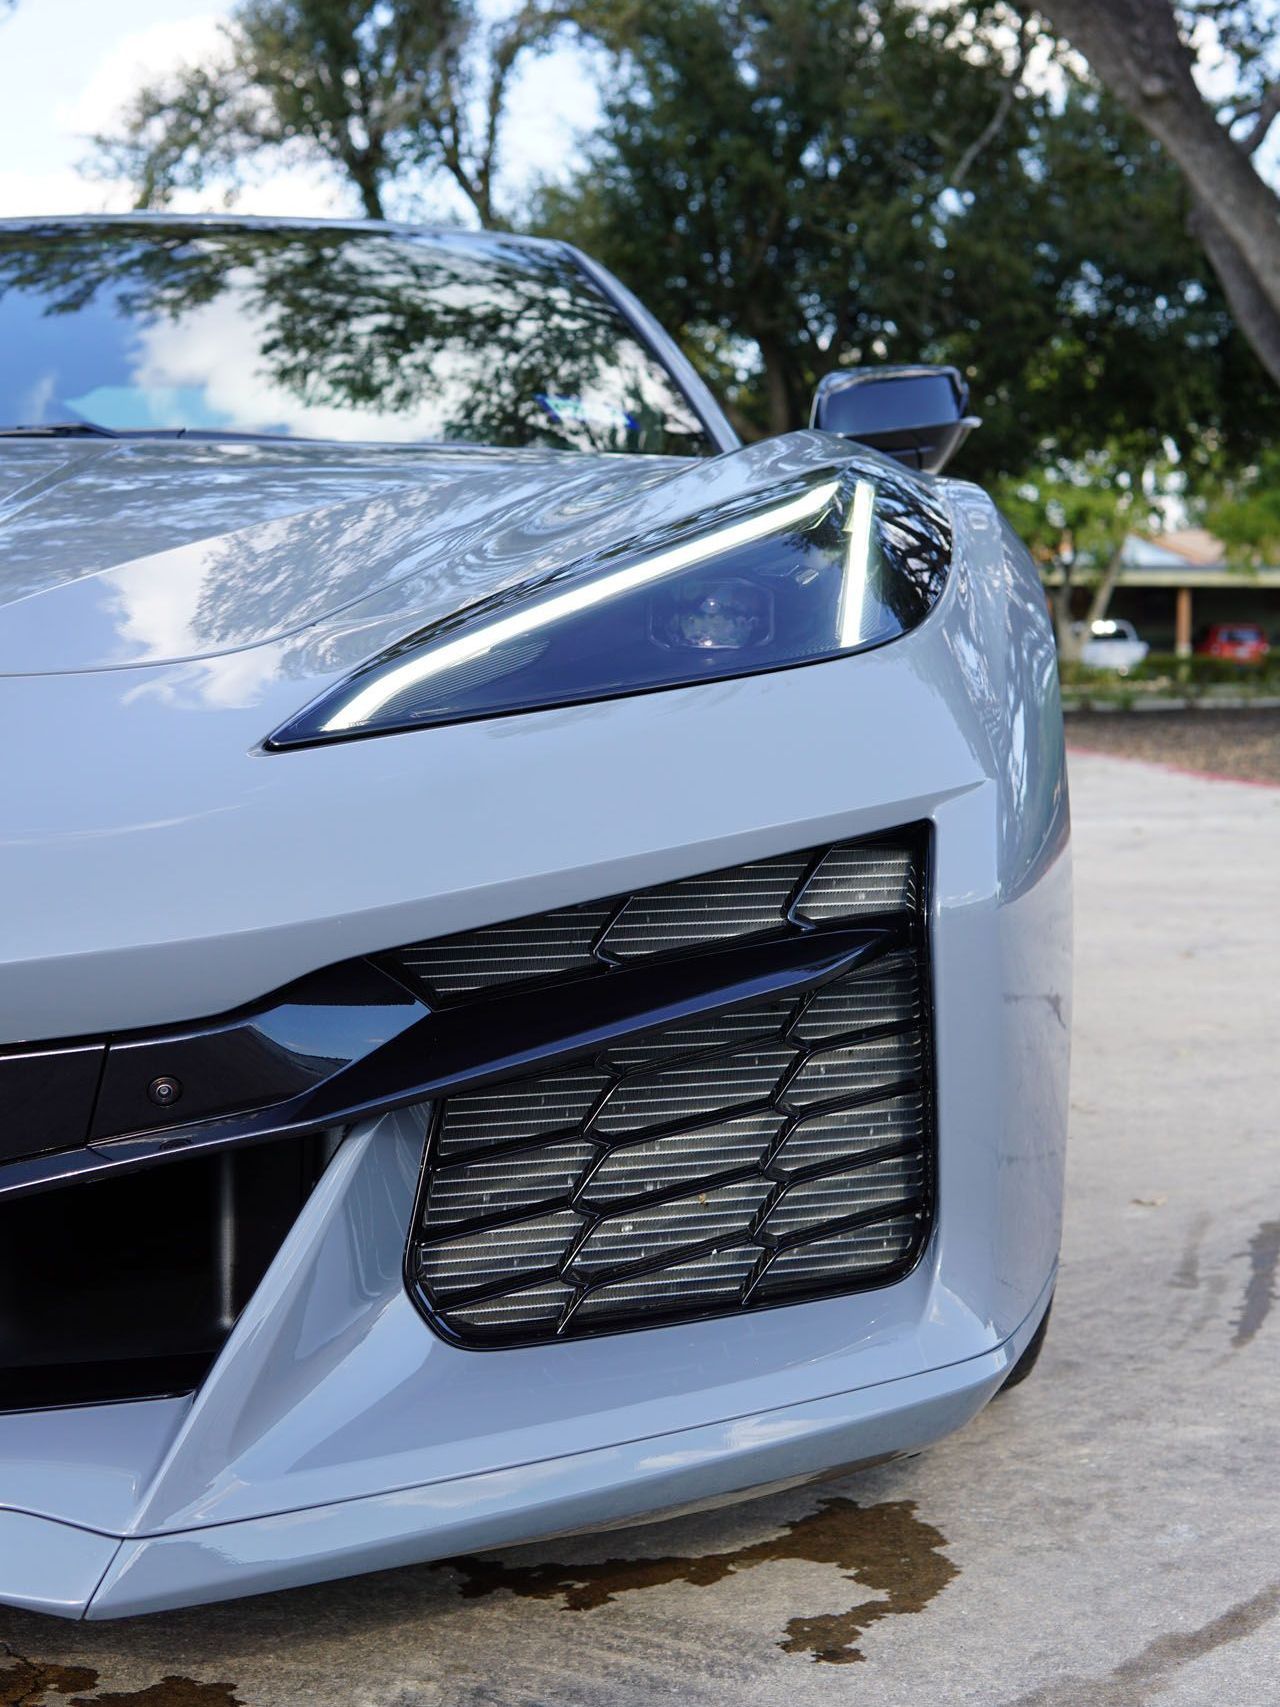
[810,364,980,474]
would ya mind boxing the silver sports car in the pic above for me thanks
[0,216,1070,1619]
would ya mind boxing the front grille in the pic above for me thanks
[393,844,920,1004]
[405,831,932,1345]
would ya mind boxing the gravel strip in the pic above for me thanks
[1066,707,1280,784]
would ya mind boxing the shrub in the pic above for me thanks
[1059,651,1280,696]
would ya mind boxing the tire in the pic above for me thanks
[995,1296,1053,1396]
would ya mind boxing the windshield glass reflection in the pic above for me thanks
[0,223,712,456]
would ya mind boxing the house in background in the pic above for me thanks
[1102,531,1280,654]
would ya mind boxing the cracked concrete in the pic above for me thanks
[1,750,1278,1705]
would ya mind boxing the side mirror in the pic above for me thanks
[810,364,980,474]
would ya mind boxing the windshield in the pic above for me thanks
[0,222,714,456]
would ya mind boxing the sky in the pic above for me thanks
[0,0,601,223]
[4,1,1278,221]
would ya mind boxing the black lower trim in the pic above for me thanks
[0,1355,212,1414]
[0,1134,331,1414]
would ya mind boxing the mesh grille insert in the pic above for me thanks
[773,1095,923,1174]
[426,1139,599,1229]
[398,907,616,999]
[755,1216,922,1295]
[593,1044,796,1136]
[437,1067,610,1157]
[573,1179,775,1277]
[794,846,916,921]
[792,951,920,1041]
[407,829,933,1344]
[573,1246,760,1323]
[598,858,811,960]
[580,1113,783,1204]
[763,1154,927,1239]
[783,1032,923,1108]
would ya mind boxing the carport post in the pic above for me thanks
[1175,585,1193,657]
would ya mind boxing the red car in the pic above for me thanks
[1195,624,1271,664]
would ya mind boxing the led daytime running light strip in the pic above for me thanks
[838,480,877,648]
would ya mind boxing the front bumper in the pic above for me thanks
[0,484,1070,1617]
[0,1209,1056,1619]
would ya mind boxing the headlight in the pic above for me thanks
[267,460,951,748]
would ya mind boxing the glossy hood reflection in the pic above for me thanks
[0,439,693,674]
[0,432,910,685]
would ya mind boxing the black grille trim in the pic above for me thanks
[406,827,935,1347]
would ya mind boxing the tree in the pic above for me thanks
[1205,449,1280,565]
[544,0,1061,443]
[996,446,1176,652]
[1026,0,1280,387]
[89,0,566,225]
[540,1,1280,489]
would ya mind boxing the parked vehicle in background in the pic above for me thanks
[1195,624,1271,664]
[1078,619,1150,673]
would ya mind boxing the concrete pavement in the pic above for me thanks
[3,750,1278,1706]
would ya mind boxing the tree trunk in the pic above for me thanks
[343,154,385,220]
[1051,562,1081,658]
[755,336,796,437]
[1188,199,1280,387]
[1033,0,1280,385]
[1085,542,1127,627]
[356,180,385,220]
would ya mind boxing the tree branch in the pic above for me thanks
[1238,84,1280,154]
[952,18,1033,189]
[1188,194,1280,386]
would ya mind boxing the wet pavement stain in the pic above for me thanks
[69,1683,241,1707]
[1169,1210,1211,1290]
[449,1494,958,1664]
[0,1652,239,1707]
[1008,1578,1280,1707]
[0,1654,98,1706]
[1231,1219,1280,1347]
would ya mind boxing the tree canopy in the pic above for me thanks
[539,1,1280,488]
[85,0,1280,567]
[90,0,568,225]
[1026,0,1280,387]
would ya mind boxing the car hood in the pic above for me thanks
[0,439,705,676]
[0,432,875,681]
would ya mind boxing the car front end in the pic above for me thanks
[0,216,1070,1619]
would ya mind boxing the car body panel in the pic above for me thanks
[0,440,691,673]
[7,1274,1054,1621]
[0,470,1069,1616]
[0,1513,121,1619]
[0,219,1069,1620]
[1,430,977,1045]
[0,1395,189,1533]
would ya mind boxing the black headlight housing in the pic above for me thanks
[268,458,951,748]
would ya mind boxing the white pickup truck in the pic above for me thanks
[1078,618,1150,673]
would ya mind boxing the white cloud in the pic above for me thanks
[0,1,600,224]
[0,152,348,224]
[55,13,227,139]
[131,287,403,439]
[497,38,604,196]
[0,165,135,217]
[163,166,355,221]
[0,6,353,221]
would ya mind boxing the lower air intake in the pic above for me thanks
[406,831,932,1345]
